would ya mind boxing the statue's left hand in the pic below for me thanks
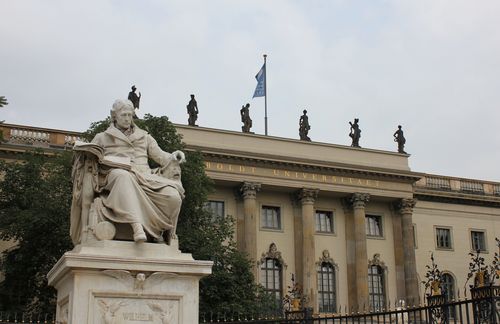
[171,150,186,163]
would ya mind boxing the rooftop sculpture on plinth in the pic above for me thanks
[127,85,141,118]
[299,109,311,141]
[349,118,361,147]
[187,94,199,126]
[394,125,407,154]
[240,103,253,133]
[70,99,186,245]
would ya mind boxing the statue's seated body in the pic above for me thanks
[70,99,185,245]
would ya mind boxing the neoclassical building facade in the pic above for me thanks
[1,122,500,312]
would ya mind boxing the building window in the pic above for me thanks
[368,265,385,311]
[260,258,282,304]
[315,210,334,233]
[317,262,336,312]
[471,230,486,252]
[366,215,382,237]
[262,206,281,229]
[442,273,456,317]
[204,200,225,220]
[436,227,452,249]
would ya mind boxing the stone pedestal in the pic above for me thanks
[47,240,213,324]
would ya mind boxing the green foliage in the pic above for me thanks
[0,114,268,315]
[0,152,73,313]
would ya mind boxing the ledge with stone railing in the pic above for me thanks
[0,123,83,149]
[415,174,500,199]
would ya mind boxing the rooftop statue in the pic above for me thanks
[349,118,361,147]
[299,109,311,141]
[70,99,185,245]
[394,125,407,154]
[240,103,253,133]
[127,85,141,118]
[186,94,199,126]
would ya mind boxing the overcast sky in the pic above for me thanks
[1,0,499,181]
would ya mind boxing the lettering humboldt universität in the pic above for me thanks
[204,162,380,188]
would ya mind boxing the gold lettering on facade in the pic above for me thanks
[204,162,383,188]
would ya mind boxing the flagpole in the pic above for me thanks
[264,54,268,136]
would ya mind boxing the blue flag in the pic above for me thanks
[253,63,266,98]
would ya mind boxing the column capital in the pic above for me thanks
[297,188,319,205]
[396,198,417,214]
[350,192,370,209]
[240,182,261,199]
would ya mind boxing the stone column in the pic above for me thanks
[397,198,420,306]
[298,188,319,311]
[350,193,370,310]
[240,182,261,278]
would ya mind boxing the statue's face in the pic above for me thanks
[115,109,134,130]
[162,162,181,181]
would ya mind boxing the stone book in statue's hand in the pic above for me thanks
[73,140,131,170]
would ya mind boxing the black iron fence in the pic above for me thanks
[2,286,500,323]
[201,286,500,324]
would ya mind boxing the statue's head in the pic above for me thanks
[131,85,136,91]
[398,125,402,129]
[303,109,307,114]
[354,118,359,123]
[161,160,182,182]
[110,99,135,129]
[190,94,195,99]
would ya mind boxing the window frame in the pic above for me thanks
[470,229,488,253]
[260,205,282,231]
[368,264,386,311]
[260,257,283,304]
[204,200,225,221]
[365,214,384,238]
[434,226,453,250]
[317,262,337,313]
[315,210,335,234]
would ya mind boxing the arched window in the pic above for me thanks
[317,262,336,312]
[260,258,282,303]
[368,265,385,311]
[442,273,456,317]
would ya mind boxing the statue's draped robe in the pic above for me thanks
[70,124,184,244]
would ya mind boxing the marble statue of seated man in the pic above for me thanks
[70,99,185,245]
